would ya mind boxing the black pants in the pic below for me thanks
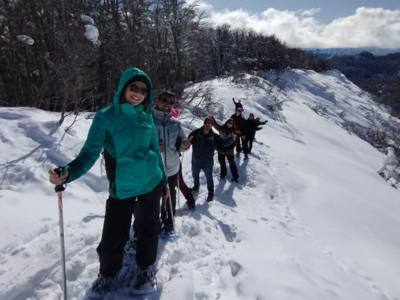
[161,173,178,230]
[246,135,255,154]
[178,164,195,206]
[235,135,248,155]
[218,152,238,180]
[97,180,163,277]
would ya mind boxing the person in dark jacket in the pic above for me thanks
[245,113,267,154]
[153,90,191,236]
[188,117,219,202]
[211,117,239,182]
[230,100,248,159]
[49,67,165,296]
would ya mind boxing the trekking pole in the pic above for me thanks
[176,165,181,210]
[54,167,67,300]
[162,123,176,232]
[161,154,176,232]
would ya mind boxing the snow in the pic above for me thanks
[80,15,95,25]
[17,35,34,46]
[80,14,98,45]
[84,25,99,45]
[1,70,400,300]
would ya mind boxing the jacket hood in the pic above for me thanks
[113,67,153,114]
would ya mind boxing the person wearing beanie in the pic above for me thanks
[244,113,267,155]
[152,90,192,237]
[48,67,166,296]
[211,117,239,182]
[188,117,219,202]
[230,99,249,158]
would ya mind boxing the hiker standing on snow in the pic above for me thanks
[48,67,165,296]
[153,90,192,237]
[244,113,267,155]
[231,98,249,159]
[169,106,197,210]
[188,117,219,202]
[211,117,239,182]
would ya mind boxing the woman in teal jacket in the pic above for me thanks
[49,67,166,295]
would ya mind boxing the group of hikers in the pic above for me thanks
[48,67,267,297]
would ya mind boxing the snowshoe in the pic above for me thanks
[130,266,158,295]
[123,238,137,267]
[160,227,179,240]
[85,275,114,299]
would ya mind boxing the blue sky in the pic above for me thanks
[193,0,400,48]
[205,0,399,22]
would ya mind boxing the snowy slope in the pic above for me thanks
[0,70,399,300]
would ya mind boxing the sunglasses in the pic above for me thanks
[129,83,148,96]
[159,97,175,105]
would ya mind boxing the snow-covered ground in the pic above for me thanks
[1,70,399,300]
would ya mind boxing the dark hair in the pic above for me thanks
[203,116,213,124]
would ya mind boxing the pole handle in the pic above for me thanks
[54,167,66,192]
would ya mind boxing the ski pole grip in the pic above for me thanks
[54,167,66,193]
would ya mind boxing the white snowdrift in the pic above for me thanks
[0,70,399,300]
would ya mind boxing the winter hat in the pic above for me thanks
[235,102,243,112]
[157,90,176,101]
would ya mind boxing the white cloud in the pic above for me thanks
[205,6,400,49]
[184,0,213,13]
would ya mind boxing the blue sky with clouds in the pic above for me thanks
[205,0,399,22]
[191,0,400,49]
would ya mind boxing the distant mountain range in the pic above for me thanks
[305,48,400,59]
[307,49,400,117]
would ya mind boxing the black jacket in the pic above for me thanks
[189,127,218,167]
[246,119,267,137]
[245,119,260,137]
[211,119,236,155]
[230,113,247,136]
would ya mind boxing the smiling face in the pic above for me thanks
[123,81,148,106]
[155,94,176,113]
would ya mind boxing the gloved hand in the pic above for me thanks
[48,168,68,186]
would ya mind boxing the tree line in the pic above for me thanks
[0,0,331,113]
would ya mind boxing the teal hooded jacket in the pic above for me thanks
[64,67,166,199]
